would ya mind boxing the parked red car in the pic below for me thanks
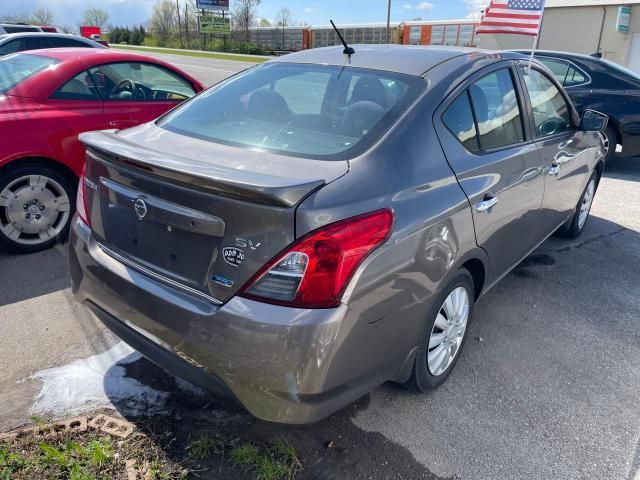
[0,48,204,252]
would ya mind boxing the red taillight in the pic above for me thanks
[240,209,394,309]
[76,164,91,226]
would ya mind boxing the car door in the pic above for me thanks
[40,69,105,167]
[435,62,545,284]
[91,61,197,130]
[516,63,593,233]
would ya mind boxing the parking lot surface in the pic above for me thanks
[0,51,639,480]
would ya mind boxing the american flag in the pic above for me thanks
[476,0,545,37]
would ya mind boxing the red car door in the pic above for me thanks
[91,61,197,130]
[40,70,105,172]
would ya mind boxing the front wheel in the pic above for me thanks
[559,172,597,239]
[404,268,475,391]
[0,164,75,253]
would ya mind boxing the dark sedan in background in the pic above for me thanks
[0,33,106,56]
[517,50,640,161]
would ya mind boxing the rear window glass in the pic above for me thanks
[0,53,58,93]
[157,63,426,160]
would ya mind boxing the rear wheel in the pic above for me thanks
[405,268,474,391]
[598,126,617,162]
[0,164,75,253]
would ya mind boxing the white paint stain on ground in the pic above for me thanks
[30,342,171,418]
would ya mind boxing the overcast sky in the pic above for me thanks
[1,0,487,29]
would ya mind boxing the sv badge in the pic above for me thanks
[235,238,262,251]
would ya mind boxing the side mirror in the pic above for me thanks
[581,109,608,132]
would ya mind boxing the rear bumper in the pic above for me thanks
[69,217,386,424]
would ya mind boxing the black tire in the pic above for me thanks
[559,172,598,239]
[0,163,76,254]
[600,126,617,162]
[404,268,475,392]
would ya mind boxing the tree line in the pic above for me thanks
[0,1,299,55]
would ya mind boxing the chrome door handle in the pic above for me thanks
[476,196,499,213]
[548,164,561,176]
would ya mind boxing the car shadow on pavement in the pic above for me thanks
[604,155,640,181]
[0,241,71,307]
[102,354,445,480]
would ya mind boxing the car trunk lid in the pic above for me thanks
[79,125,349,303]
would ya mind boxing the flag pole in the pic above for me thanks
[528,0,546,73]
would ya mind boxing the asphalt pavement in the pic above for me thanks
[0,50,639,480]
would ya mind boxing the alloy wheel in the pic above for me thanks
[427,286,470,376]
[578,179,596,231]
[0,174,71,246]
[598,131,610,157]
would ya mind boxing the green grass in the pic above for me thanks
[231,438,300,480]
[113,45,268,63]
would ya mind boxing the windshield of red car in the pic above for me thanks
[157,63,426,160]
[0,53,59,94]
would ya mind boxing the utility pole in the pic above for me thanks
[176,0,184,48]
[386,0,392,43]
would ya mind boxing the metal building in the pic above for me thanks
[401,20,479,47]
[310,23,401,48]
[250,26,309,51]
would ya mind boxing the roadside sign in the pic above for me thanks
[198,16,231,34]
[196,0,229,10]
[617,6,631,34]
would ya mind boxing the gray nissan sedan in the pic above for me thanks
[70,45,607,424]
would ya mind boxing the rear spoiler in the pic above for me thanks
[79,130,325,208]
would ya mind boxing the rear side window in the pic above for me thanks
[3,26,41,33]
[0,53,58,93]
[157,63,426,160]
[442,93,479,152]
[469,69,524,150]
[564,66,587,87]
[0,38,39,55]
[51,71,101,100]
[538,57,587,87]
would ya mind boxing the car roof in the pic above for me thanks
[0,32,95,42]
[16,47,156,62]
[270,45,517,76]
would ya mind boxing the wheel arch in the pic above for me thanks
[0,156,79,186]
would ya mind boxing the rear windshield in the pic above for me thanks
[158,63,426,160]
[0,53,58,93]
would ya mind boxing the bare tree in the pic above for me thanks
[82,8,109,27]
[233,0,260,41]
[275,7,292,27]
[33,7,55,25]
[151,0,177,43]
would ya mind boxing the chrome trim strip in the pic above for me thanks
[97,242,223,305]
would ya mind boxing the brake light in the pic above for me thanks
[76,164,91,226]
[240,209,394,309]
